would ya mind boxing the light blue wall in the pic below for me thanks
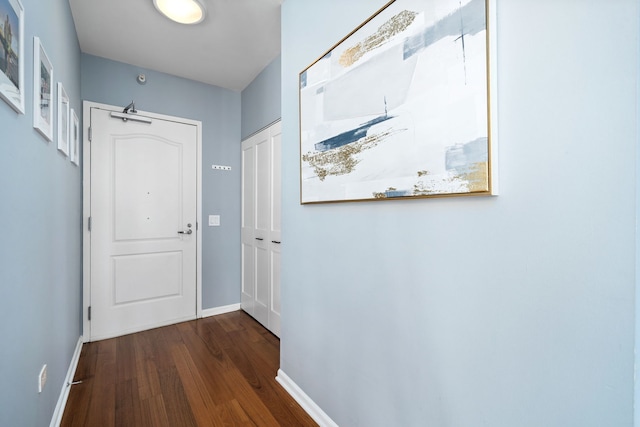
[241,55,281,139]
[281,1,638,426]
[0,0,82,425]
[81,54,242,309]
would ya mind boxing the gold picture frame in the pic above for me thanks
[299,0,497,204]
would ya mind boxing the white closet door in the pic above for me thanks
[240,121,282,337]
[268,122,282,336]
[241,137,256,316]
[253,133,271,326]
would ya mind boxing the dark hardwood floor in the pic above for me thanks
[61,311,318,427]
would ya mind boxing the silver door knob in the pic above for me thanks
[178,229,193,235]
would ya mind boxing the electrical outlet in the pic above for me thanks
[38,364,47,393]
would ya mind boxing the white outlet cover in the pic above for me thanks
[208,215,220,226]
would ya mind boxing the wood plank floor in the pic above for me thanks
[61,311,317,427]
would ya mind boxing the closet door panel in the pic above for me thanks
[255,136,271,237]
[268,122,282,335]
[241,136,256,314]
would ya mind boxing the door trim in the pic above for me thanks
[82,100,203,342]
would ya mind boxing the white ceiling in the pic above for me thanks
[68,0,282,92]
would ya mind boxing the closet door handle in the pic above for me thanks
[272,240,281,244]
[255,237,264,241]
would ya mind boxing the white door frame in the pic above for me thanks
[82,100,203,342]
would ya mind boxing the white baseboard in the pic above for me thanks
[50,336,83,427]
[201,303,241,318]
[276,369,339,427]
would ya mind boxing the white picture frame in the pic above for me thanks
[70,108,79,165]
[57,82,69,156]
[33,37,53,141]
[0,0,25,113]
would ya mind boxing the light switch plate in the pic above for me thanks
[208,215,220,226]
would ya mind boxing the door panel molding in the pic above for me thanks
[82,101,203,342]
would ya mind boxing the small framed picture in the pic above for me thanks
[57,82,69,156]
[0,0,25,113]
[70,108,79,165]
[33,37,53,141]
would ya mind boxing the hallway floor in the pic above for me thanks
[61,311,317,426]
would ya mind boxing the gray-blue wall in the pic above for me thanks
[241,55,281,139]
[281,1,638,426]
[81,54,241,310]
[2,1,637,425]
[0,0,82,425]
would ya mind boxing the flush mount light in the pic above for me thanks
[153,0,206,25]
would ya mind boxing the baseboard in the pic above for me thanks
[201,303,241,318]
[275,369,339,427]
[50,336,83,427]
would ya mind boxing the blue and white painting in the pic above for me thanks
[299,0,492,203]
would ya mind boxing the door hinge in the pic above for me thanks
[88,216,92,231]
[88,306,91,321]
[88,126,92,142]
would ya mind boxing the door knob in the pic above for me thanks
[178,229,193,235]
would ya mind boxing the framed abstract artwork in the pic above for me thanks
[299,0,497,204]
[0,0,24,113]
[33,36,53,141]
[57,82,69,156]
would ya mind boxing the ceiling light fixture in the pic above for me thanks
[153,0,206,25]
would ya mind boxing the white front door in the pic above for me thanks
[89,107,197,340]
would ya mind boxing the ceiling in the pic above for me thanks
[68,0,282,92]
